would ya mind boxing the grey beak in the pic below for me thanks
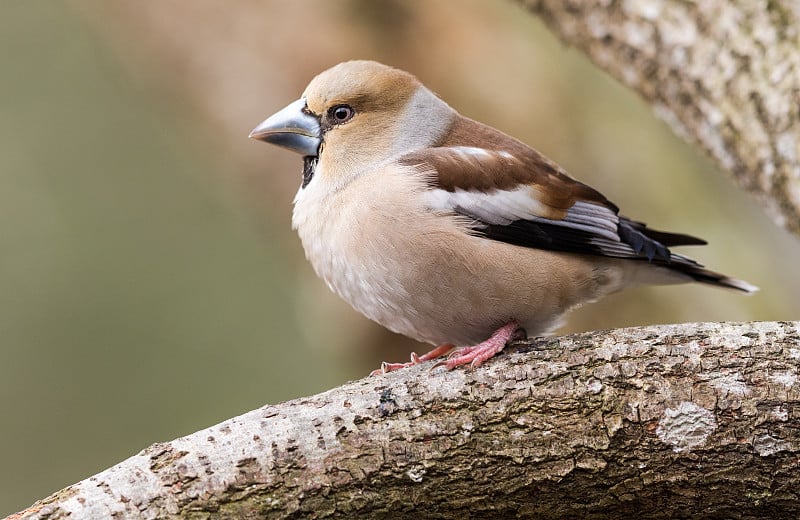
[249,98,321,156]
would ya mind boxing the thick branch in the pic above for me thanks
[10,322,800,519]
[515,0,800,236]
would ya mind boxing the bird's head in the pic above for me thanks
[250,60,453,188]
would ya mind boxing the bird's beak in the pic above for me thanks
[249,98,321,156]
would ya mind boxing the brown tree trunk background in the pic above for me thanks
[9,322,800,519]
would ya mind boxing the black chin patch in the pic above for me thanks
[302,156,318,188]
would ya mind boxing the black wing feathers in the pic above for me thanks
[474,214,705,265]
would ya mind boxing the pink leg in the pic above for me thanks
[437,320,522,370]
[370,343,455,376]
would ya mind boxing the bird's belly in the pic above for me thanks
[308,247,500,345]
[294,209,584,345]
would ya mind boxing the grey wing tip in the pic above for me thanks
[723,278,759,294]
[681,263,759,293]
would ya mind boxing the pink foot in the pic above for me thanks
[370,343,455,375]
[436,320,522,371]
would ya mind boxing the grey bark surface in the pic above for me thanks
[515,0,800,236]
[9,322,800,519]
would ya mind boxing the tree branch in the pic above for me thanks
[9,322,800,519]
[515,0,800,236]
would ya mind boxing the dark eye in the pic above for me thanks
[328,104,355,124]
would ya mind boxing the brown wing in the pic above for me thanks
[402,114,705,262]
[402,114,617,219]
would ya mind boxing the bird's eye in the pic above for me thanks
[328,105,355,124]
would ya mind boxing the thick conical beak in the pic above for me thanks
[249,98,321,156]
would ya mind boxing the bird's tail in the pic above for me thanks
[631,252,758,293]
[613,219,758,293]
[670,262,759,293]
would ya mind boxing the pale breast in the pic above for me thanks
[292,163,427,340]
[291,163,629,346]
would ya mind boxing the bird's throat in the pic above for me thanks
[302,156,318,188]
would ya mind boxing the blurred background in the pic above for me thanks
[1,0,797,514]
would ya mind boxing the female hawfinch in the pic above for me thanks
[250,60,756,373]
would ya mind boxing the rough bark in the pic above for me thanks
[9,322,800,519]
[515,0,800,236]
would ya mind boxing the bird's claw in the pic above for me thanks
[370,344,456,375]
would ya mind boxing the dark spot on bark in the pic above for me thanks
[236,457,258,469]
[379,388,398,417]
[149,444,189,473]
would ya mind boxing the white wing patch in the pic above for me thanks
[424,188,621,241]
[423,185,552,225]
[448,146,494,159]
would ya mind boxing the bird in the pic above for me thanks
[249,60,757,374]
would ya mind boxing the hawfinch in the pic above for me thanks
[249,60,756,373]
